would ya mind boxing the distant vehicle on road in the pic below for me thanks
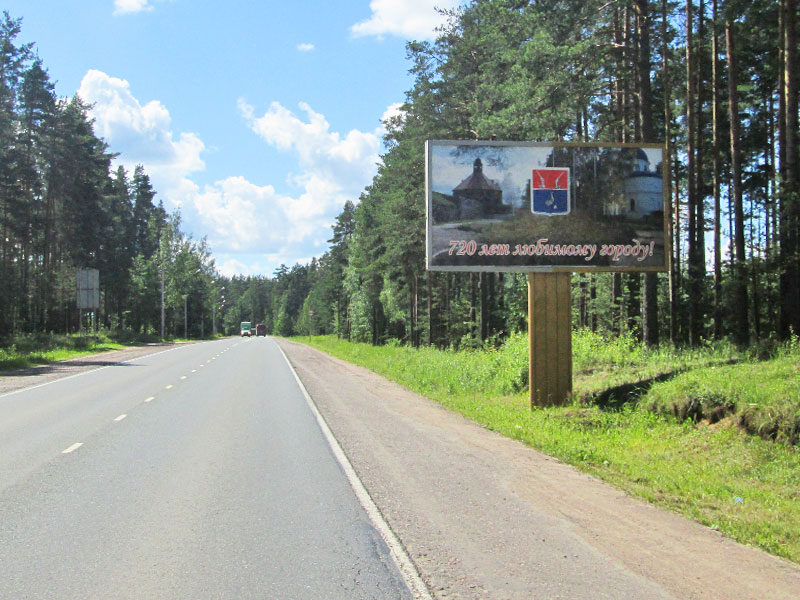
[255,324,267,336]
[240,322,252,337]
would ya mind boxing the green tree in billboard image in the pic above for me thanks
[427,142,666,271]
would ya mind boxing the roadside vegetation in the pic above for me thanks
[297,331,800,565]
[0,330,186,372]
[0,333,125,371]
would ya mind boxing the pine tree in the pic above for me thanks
[726,13,750,346]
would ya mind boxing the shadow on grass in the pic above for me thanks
[582,370,684,410]
[581,358,743,411]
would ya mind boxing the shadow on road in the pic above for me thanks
[1,360,141,378]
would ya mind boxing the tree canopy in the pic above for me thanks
[3,2,798,348]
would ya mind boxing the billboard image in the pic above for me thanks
[532,167,570,215]
[426,140,669,272]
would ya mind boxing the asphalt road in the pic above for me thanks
[280,339,800,600]
[0,337,414,599]
[4,337,800,599]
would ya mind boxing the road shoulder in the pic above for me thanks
[278,338,800,600]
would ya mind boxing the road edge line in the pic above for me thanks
[278,344,432,600]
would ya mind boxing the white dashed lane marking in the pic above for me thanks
[56,343,243,463]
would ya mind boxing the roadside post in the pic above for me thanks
[425,140,669,407]
[528,272,572,405]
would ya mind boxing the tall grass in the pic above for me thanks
[645,343,800,444]
[572,329,744,397]
[306,333,530,399]
[574,329,743,370]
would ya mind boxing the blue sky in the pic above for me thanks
[5,0,461,276]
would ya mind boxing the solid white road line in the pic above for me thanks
[278,344,432,600]
[62,443,83,454]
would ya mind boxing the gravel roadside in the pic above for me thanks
[278,337,800,600]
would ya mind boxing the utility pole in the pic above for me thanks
[160,238,165,340]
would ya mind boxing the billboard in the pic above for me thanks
[426,140,669,272]
[76,268,100,310]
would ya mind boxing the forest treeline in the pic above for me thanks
[2,0,799,348]
[252,0,800,349]
[0,12,216,339]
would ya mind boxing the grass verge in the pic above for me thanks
[0,333,128,371]
[645,354,800,445]
[295,332,800,565]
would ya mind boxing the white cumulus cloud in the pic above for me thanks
[79,70,393,275]
[113,0,153,15]
[380,102,405,132]
[193,176,292,252]
[216,258,252,277]
[78,70,273,258]
[240,99,381,180]
[239,99,383,231]
[78,69,205,193]
[297,43,315,52]
[351,0,461,39]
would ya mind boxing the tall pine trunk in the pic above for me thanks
[780,0,800,339]
[663,0,681,344]
[726,19,750,345]
[636,0,660,346]
[686,0,702,344]
[711,0,723,338]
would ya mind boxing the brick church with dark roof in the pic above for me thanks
[452,158,510,219]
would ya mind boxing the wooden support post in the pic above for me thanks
[528,272,573,407]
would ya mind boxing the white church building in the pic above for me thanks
[605,149,663,219]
